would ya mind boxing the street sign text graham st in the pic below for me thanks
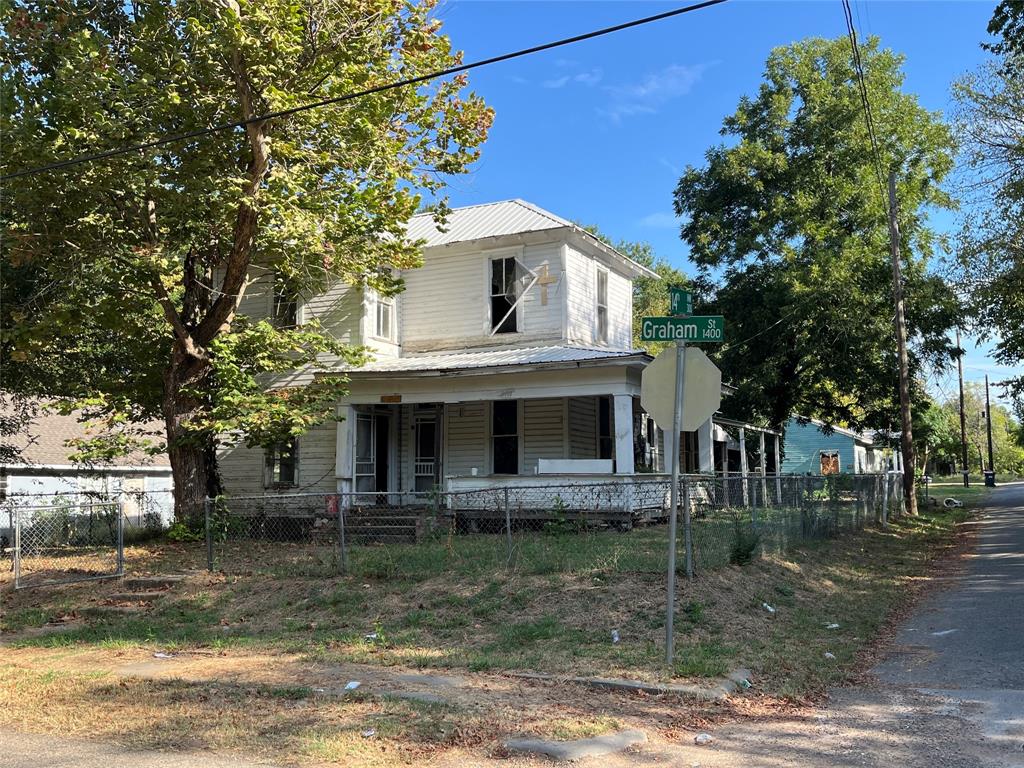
[640,315,725,343]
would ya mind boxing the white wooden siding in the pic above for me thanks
[401,242,565,352]
[564,246,594,346]
[523,398,565,474]
[217,420,337,497]
[606,268,633,349]
[444,402,487,476]
[568,396,598,459]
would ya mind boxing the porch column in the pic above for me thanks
[739,427,750,506]
[759,430,768,504]
[335,404,354,498]
[698,418,714,474]
[613,394,635,475]
[774,433,783,505]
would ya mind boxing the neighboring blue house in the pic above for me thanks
[781,417,887,475]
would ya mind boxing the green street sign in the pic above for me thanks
[640,315,725,343]
[669,288,693,317]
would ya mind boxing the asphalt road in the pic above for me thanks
[872,480,1024,763]
[683,480,1024,768]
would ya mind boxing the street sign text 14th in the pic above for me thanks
[640,315,725,343]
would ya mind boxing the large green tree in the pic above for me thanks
[1,0,491,518]
[954,2,1024,414]
[673,36,960,435]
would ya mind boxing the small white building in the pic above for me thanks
[217,200,776,508]
[0,402,174,524]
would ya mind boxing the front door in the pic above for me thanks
[355,410,391,499]
[413,407,442,493]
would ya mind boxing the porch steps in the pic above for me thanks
[344,513,436,545]
[122,574,186,590]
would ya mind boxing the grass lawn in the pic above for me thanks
[0,504,971,765]
[921,482,994,507]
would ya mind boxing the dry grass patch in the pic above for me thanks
[0,663,492,767]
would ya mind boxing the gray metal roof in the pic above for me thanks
[407,199,571,247]
[342,345,647,375]
[408,200,659,280]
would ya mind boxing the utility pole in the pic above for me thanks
[956,328,969,487]
[887,171,917,515]
[985,374,995,475]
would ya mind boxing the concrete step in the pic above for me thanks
[85,604,147,616]
[122,575,186,590]
[107,591,168,602]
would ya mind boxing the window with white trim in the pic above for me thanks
[490,256,519,334]
[820,451,840,475]
[265,438,299,487]
[596,268,609,344]
[369,290,395,341]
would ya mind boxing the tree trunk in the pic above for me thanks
[163,344,217,523]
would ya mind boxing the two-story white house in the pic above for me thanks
[218,200,780,508]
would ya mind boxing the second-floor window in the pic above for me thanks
[490,256,519,334]
[273,277,298,329]
[370,291,395,341]
[596,268,609,344]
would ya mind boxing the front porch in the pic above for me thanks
[329,346,783,516]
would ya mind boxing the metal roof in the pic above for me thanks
[407,199,660,280]
[340,345,648,375]
[407,199,571,247]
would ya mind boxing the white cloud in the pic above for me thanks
[542,67,603,89]
[639,211,679,228]
[601,63,710,122]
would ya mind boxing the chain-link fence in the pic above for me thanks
[7,500,124,589]
[204,472,905,579]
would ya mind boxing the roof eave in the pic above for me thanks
[317,352,653,380]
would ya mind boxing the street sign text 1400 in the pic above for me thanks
[640,315,725,343]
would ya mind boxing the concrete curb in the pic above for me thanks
[506,668,753,701]
[504,729,648,761]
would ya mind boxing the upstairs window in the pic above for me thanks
[273,277,298,329]
[369,290,395,341]
[490,257,519,334]
[492,400,519,474]
[265,438,299,487]
[596,268,609,344]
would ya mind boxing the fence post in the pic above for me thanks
[116,499,125,577]
[204,496,214,572]
[682,480,694,581]
[337,495,348,575]
[881,474,890,530]
[503,487,512,564]
[13,505,22,588]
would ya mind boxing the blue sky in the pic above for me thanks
[433,0,1019,406]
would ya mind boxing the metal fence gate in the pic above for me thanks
[10,500,124,589]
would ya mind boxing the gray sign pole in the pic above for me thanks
[665,338,687,665]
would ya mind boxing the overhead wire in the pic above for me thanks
[1,0,727,182]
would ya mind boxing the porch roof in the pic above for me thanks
[337,345,650,378]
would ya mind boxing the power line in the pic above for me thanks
[841,0,886,199]
[1,0,727,182]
